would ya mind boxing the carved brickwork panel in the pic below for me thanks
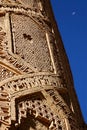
[0,65,15,81]
[0,74,66,96]
[0,16,7,59]
[0,0,44,14]
[15,93,63,130]
[10,13,53,72]
[0,0,36,6]
[20,0,37,8]
[47,89,79,130]
[0,91,10,125]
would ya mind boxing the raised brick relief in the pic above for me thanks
[12,93,63,130]
[0,17,7,59]
[11,13,53,72]
[0,74,66,96]
[0,0,42,13]
[0,91,11,126]
[0,65,15,81]
[20,0,37,8]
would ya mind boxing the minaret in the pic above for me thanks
[0,0,86,130]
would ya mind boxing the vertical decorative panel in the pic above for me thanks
[11,14,53,72]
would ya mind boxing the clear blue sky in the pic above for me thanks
[51,0,87,123]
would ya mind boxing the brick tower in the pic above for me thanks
[0,0,86,130]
